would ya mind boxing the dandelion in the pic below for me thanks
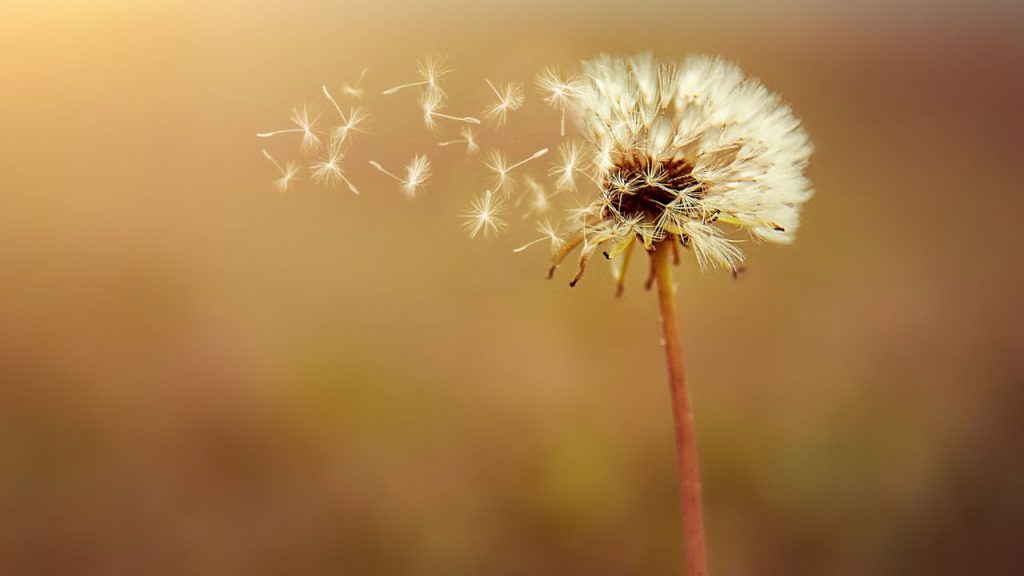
[550,140,587,192]
[340,68,368,98]
[541,52,814,576]
[482,78,524,127]
[261,149,299,192]
[382,56,450,96]
[438,126,480,155]
[310,139,360,194]
[484,148,548,194]
[536,67,583,136]
[369,154,432,198]
[462,190,507,239]
[257,104,321,153]
[512,219,565,254]
[322,85,369,144]
[549,53,813,283]
[420,89,481,130]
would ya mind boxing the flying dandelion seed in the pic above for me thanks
[437,126,480,155]
[382,55,450,96]
[550,140,587,192]
[368,155,433,198]
[310,139,360,194]
[322,85,369,144]
[256,104,321,153]
[536,67,583,137]
[261,149,299,192]
[521,176,554,216]
[512,219,565,254]
[483,148,548,194]
[420,89,480,130]
[462,190,507,239]
[340,68,368,99]
[483,78,525,127]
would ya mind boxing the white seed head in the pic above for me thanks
[551,52,813,279]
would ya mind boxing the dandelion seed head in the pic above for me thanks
[546,52,813,285]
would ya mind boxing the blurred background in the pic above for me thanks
[1,0,1022,574]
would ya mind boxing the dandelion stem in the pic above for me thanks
[652,240,709,576]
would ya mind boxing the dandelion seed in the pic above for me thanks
[257,104,321,153]
[483,78,524,127]
[520,177,554,217]
[513,219,565,254]
[261,149,299,192]
[462,190,507,239]
[369,154,433,198]
[340,68,368,99]
[322,86,369,143]
[310,139,359,194]
[382,56,450,96]
[536,67,583,136]
[484,148,548,194]
[550,140,587,192]
[438,126,480,155]
[420,89,480,130]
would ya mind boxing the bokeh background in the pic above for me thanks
[2,0,1022,574]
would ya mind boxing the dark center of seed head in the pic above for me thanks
[604,156,702,221]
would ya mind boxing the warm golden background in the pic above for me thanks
[2,0,1022,574]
